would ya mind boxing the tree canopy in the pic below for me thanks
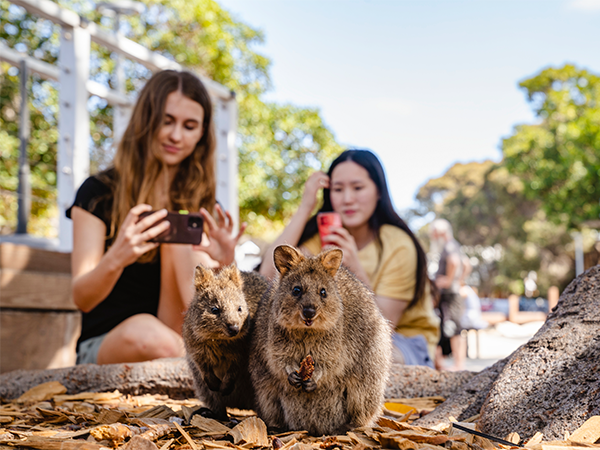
[415,160,575,297]
[0,0,342,238]
[415,63,600,297]
[503,64,600,229]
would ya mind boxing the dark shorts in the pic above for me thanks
[438,292,464,339]
[76,333,107,365]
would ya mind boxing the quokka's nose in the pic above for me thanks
[227,324,240,336]
[302,306,316,320]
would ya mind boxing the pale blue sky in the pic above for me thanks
[218,0,600,212]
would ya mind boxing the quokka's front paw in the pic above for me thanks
[287,371,304,389]
[301,378,317,392]
[220,379,235,396]
[204,371,222,392]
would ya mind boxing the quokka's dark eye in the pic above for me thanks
[320,288,327,298]
[238,306,242,312]
[292,286,302,297]
[211,306,220,315]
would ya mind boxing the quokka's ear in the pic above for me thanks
[194,265,214,289]
[219,264,243,287]
[319,248,343,277]
[273,245,304,277]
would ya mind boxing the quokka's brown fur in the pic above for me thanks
[183,264,268,420]
[249,245,392,436]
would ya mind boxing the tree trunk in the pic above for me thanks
[0,358,195,401]
[0,359,474,403]
[414,357,507,428]
[477,265,600,441]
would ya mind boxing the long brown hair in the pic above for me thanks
[98,70,216,261]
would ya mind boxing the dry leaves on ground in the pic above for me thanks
[1,381,599,450]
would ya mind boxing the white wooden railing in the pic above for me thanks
[0,0,238,252]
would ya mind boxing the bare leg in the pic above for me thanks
[447,334,466,371]
[97,313,184,364]
[434,345,445,370]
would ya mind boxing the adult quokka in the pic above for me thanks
[250,245,391,435]
[183,264,268,421]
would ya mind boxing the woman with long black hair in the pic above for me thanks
[260,149,439,366]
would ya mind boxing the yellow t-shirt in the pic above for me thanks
[302,224,440,355]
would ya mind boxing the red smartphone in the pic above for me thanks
[138,211,204,245]
[317,212,342,244]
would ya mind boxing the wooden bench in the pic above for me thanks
[0,242,79,374]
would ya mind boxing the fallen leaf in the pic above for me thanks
[16,382,67,404]
[227,416,269,447]
[569,417,600,444]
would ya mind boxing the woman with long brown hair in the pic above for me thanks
[67,70,244,365]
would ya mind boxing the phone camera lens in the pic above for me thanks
[188,216,202,229]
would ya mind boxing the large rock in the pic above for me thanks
[478,266,600,440]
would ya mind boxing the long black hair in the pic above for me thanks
[298,149,429,309]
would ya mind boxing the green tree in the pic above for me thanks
[0,0,342,239]
[238,102,343,238]
[1,1,60,235]
[503,64,600,229]
[414,161,575,297]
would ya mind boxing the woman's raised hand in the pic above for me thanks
[195,204,246,267]
[106,204,169,268]
[320,227,365,281]
[300,171,329,214]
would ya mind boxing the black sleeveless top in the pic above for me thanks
[66,171,161,350]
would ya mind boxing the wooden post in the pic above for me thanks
[548,286,559,311]
[16,59,31,234]
[56,25,90,252]
[573,232,584,276]
[215,96,239,226]
[507,294,519,323]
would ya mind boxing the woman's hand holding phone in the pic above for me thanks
[106,204,169,268]
[195,204,247,267]
[320,226,364,279]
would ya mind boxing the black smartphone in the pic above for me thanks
[138,211,204,245]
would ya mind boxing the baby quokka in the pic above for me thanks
[183,264,267,421]
[250,245,392,436]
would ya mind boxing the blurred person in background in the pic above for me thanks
[260,149,440,367]
[430,218,466,371]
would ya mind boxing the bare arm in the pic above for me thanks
[459,254,471,286]
[259,171,329,279]
[71,204,169,313]
[375,295,410,329]
[323,228,412,328]
[435,253,460,289]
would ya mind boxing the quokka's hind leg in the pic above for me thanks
[254,383,286,429]
[344,369,386,428]
[201,390,229,421]
[251,362,286,429]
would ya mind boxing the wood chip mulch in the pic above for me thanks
[1,381,599,450]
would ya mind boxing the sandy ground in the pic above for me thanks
[438,320,545,372]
